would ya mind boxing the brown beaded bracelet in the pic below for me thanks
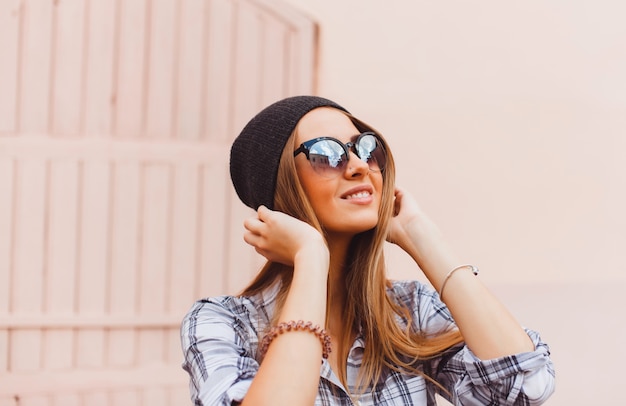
[258,320,332,359]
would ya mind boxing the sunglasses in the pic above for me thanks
[293,132,386,178]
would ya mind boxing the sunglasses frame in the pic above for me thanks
[293,131,386,175]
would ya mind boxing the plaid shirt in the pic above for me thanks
[181,280,554,405]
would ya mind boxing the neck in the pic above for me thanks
[325,232,354,334]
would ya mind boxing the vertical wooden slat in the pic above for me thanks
[139,164,171,315]
[108,163,141,281]
[226,192,259,294]
[18,0,53,133]
[197,162,228,297]
[231,2,263,135]
[137,164,171,365]
[43,160,79,370]
[168,164,198,314]
[260,18,287,106]
[11,328,42,373]
[83,0,116,136]
[146,0,179,138]
[175,0,205,141]
[50,0,85,136]
[166,161,194,368]
[76,161,110,368]
[0,159,14,315]
[0,0,20,133]
[76,326,106,369]
[165,327,182,364]
[81,1,116,136]
[11,159,46,372]
[113,0,147,137]
[137,327,165,367]
[45,161,79,313]
[205,0,235,142]
[144,0,177,139]
[108,161,140,367]
[0,328,7,374]
[0,160,12,373]
[42,328,74,371]
[107,327,135,367]
[287,22,316,95]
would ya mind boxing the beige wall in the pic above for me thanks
[284,0,626,285]
[2,0,623,404]
[278,1,626,404]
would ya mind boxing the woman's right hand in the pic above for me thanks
[240,206,329,406]
[243,205,327,267]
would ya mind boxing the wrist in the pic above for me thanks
[438,264,480,300]
[401,216,446,264]
[284,243,329,325]
[293,241,329,277]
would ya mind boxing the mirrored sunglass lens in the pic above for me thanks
[308,140,347,175]
[357,134,385,170]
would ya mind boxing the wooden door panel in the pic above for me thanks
[0,0,317,401]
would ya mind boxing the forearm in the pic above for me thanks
[400,217,534,359]
[241,245,328,405]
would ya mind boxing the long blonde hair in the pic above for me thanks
[240,112,463,393]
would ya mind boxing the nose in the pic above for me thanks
[344,150,370,178]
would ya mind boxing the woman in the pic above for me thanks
[181,96,555,405]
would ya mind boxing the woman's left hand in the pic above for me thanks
[387,187,421,247]
[386,187,442,253]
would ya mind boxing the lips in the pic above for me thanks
[341,185,374,200]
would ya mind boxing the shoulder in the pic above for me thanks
[180,293,275,404]
[184,294,265,321]
[386,279,456,333]
[185,282,280,326]
[181,291,275,349]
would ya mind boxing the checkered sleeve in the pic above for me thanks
[180,297,260,406]
[438,329,555,405]
[392,280,555,405]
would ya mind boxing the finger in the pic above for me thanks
[394,187,405,199]
[243,230,260,246]
[243,217,264,234]
[256,205,271,222]
[393,191,403,216]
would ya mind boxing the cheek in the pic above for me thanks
[297,170,336,210]
[373,175,384,199]
[303,181,335,212]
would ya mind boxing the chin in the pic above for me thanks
[338,217,379,235]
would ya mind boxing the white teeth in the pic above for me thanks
[346,191,370,199]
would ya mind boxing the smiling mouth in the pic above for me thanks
[344,191,371,200]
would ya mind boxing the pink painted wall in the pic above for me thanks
[0,0,315,403]
[2,0,624,404]
[280,1,626,404]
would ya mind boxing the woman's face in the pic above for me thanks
[293,107,383,236]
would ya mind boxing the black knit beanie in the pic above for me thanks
[230,95,349,210]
